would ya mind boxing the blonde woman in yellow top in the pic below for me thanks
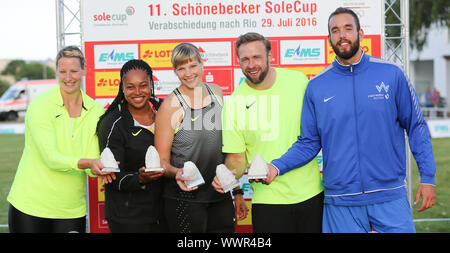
[7,46,114,233]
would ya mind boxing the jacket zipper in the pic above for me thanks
[351,65,365,194]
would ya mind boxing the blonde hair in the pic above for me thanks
[56,46,85,69]
[171,43,202,69]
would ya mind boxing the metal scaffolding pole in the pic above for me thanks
[383,0,412,208]
[55,0,82,52]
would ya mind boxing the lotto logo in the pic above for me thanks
[95,72,120,97]
[96,78,120,86]
[142,49,172,59]
[140,43,179,68]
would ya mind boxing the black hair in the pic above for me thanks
[328,7,361,34]
[96,59,156,135]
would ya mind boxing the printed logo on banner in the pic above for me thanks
[97,203,108,229]
[152,70,180,97]
[94,44,138,69]
[281,39,325,65]
[141,43,179,68]
[97,178,105,202]
[233,68,246,90]
[427,119,450,138]
[92,5,135,26]
[189,42,232,66]
[95,71,121,97]
[202,69,233,95]
[327,38,372,64]
[286,66,325,80]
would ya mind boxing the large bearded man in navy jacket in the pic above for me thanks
[265,7,436,233]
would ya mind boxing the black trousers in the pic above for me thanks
[252,191,324,233]
[8,204,86,233]
[164,197,235,233]
[107,219,167,233]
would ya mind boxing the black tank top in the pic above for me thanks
[164,84,230,203]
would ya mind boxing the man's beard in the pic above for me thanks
[331,36,360,60]
[244,60,270,85]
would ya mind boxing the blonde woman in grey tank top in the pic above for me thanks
[155,43,234,233]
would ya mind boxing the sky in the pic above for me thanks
[0,1,57,61]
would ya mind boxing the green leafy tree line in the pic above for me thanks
[1,60,55,81]
[409,0,449,51]
[0,60,55,96]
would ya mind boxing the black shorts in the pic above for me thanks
[252,191,324,233]
[8,204,86,233]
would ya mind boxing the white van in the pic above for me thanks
[0,79,58,121]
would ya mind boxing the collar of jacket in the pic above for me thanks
[117,101,136,129]
[332,50,369,74]
[117,99,159,129]
[51,86,96,112]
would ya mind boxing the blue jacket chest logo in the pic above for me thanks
[369,81,390,100]
[376,82,390,93]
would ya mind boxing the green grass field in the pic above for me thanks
[0,134,449,233]
[0,134,25,232]
[411,137,450,232]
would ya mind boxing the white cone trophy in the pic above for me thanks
[100,147,120,173]
[182,161,205,189]
[248,154,268,179]
[144,145,163,172]
[216,164,240,193]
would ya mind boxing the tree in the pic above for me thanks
[13,62,55,81]
[0,79,10,97]
[1,60,25,76]
[2,60,55,81]
[409,0,449,51]
[386,0,450,52]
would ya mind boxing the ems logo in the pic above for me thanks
[94,44,138,69]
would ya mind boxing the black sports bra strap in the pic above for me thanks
[203,84,218,104]
[173,83,219,110]
[173,88,190,112]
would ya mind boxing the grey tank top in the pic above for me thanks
[164,84,229,203]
